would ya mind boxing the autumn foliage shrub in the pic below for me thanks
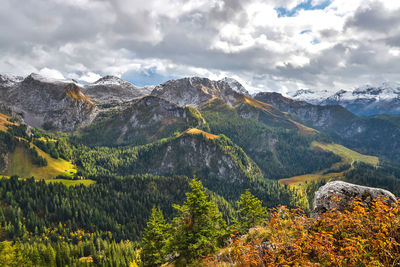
[211,197,400,266]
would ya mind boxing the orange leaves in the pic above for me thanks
[211,197,400,266]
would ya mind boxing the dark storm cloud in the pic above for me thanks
[345,1,400,33]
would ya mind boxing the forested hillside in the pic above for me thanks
[0,75,399,266]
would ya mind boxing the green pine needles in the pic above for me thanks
[141,178,226,266]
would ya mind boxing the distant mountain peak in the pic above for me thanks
[151,76,241,107]
[0,73,23,86]
[290,82,400,116]
[291,89,315,98]
[24,73,73,84]
[93,75,133,86]
[220,77,250,96]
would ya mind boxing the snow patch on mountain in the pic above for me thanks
[220,77,250,96]
[290,83,400,116]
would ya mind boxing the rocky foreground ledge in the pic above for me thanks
[311,180,397,218]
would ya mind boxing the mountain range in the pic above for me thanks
[1,72,400,193]
[291,83,400,116]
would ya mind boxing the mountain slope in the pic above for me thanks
[199,98,341,179]
[254,91,400,162]
[74,96,208,146]
[0,73,96,131]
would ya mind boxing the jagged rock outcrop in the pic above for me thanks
[0,73,96,132]
[151,77,243,107]
[82,75,151,104]
[311,181,397,218]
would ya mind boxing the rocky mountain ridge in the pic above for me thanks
[82,75,152,104]
[150,77,243,107]
[0,73,96,131]
[254,91,400,162]
[291,83,400,116]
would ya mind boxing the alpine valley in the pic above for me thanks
[1,72,400,265]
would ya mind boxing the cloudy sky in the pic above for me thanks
[1,0,400,94]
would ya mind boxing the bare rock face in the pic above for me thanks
[311,181,397,218]
[82,75,151,104]
[151,77,242,107]
[0,73,97,132]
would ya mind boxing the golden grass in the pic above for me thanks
[312,141,379,167]
[279,172,344,186]
[184,128,220,139]
[289,119,318,135]
[38,137,57,142]
[243,97,318,136]
[0,113,18,131]
[65,84,95,105]
[243,96,277,114]
[6,144,77,179]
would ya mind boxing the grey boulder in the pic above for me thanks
[311,181,397,218]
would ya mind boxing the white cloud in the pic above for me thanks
[38,68,65,80]
[0,0,399,93]
[79,72,102,83]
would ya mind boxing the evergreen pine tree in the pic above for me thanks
[236,189,267,233]
[141,206,170,267]
[170,178,225,265]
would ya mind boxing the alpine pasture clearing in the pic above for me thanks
[184,128,220,139]
[6,144,77,179]
[312,141,379,167]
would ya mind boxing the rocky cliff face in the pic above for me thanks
[76,95,208,146]
[311,181,397,218]
[254,92,357,128]
[134,132,263,184]
[0,73,96,132]
[151,77,242,107]
[82,75,151,104]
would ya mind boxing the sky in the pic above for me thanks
[1,0,400,94]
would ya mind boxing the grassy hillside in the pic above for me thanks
[200,99,341,179]
[0,113,18,131]
[183,128,219,139]
[279,142,379,186]
[312,141,379,166]
[6,143,77,179]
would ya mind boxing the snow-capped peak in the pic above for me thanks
[290,88,330,104]
[0,73,24,86]
[93,75,136,87]
[220,77,250,96]
[24,73,77,85]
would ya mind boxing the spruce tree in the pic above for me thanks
[141,206,170,267]
[236,189,267,233]
[171,178,225,265]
